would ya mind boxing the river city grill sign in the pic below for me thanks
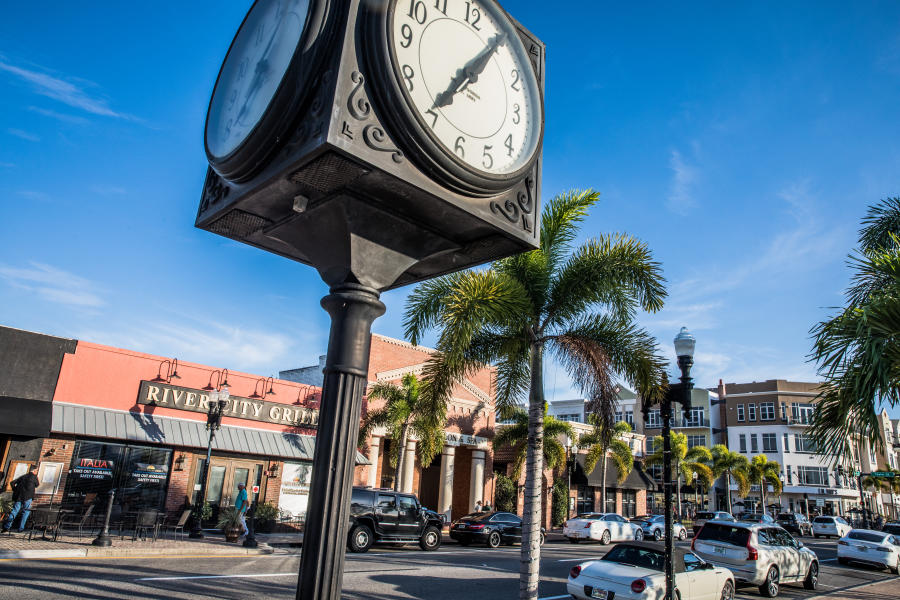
[137,381,318,429]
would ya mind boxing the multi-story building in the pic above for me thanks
[718,379,859,517]
[547,385,642,434]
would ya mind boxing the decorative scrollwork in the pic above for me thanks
[363,125,403,163]
[490,198,520,223]
[200,169,229,213]
[310,70,332,118]
[348,71,370,121]
[518,177,535,232]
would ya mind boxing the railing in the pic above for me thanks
[787,416,813,426]
[675,418,710,428]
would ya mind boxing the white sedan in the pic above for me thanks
[568,541,735,600]
[837,529,900,573]
[564,513,644,544]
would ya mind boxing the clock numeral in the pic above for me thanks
[400,23,413,48]
[512,103,521,125]
[401,64,415,91]
[425,109,438,129]
[510,69,521,92]
[237,57,249,82]
[465,2,482,30]
[407,0,427,25]
[454,136,466,159]
[255,23,264,46]
[482,145,494,169]
[228,89,238,109]
[434,0,447,15]
[504,134,514,157]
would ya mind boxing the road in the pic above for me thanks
[0,537,893,599]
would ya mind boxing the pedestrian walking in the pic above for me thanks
[474,500,483,512]
[3,465,40,533]
[235,482,249,537]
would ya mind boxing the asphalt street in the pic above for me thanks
[0,537,894,599]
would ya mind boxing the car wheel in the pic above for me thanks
[568,537,580,544]
[678,528,687,541]
[348,525,373,553]
[487,530,501,548]
[653,528,663,541]
[892,557,899,575]
[419,525,441,551]
[600,529,611,545]
[720,580,735,600]
[759,566,779,598]
[634,529,644,541]
[539,532,546,546]
[804,561,818,590]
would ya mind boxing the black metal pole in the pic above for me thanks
[190,430,216,538]
[297,283,385,600]
[858,473,868,529]
[662,393,674,600]
[92,488,115,547]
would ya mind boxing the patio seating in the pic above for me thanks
[164,509,191,542]
[60,504,96,538]
[27,508,64,542]
[131,509,160,542]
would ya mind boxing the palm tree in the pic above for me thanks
[809,197,900,459]
[861,474,890,518]
[578,419,635,511]
[357,373,445,491]
[747,455,783,515]
[403,190,667,599]
[493,407,575,480]
[644,432,713,517]
[710,445,750,515]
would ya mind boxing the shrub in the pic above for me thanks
[551,479,569,527]
[494,472,516,513]
[254,501,279,520]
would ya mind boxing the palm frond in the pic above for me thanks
[539,189,600,272]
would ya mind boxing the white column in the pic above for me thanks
[469,450,486,512]
[438,445,456,520]
[366,437,381,488]
[401,439,417,493]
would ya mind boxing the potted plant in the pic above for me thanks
[217,507,244,542]
[253,501,279,534]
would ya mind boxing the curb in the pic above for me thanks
[0,543,274,560]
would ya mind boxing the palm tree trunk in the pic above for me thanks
[600,450,609,512]
[520,343,545,600]
[760,481,767,516]
[726,472,733,514]
[394,422,410,492]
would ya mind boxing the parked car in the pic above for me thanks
[738,513,775,524]
[693,511,735,534]
[776,513,812,537]
[347,487,443,553]
[564,512,643,544]
[837,529,900,573]
[881,521,900,535]
[632,515,689,541]
[567,541,735,600]
[449,511,544,548]
[812,515,851,539]
[692,521,819,597]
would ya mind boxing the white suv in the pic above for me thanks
[693,521,819,597]
[812,516,851,539]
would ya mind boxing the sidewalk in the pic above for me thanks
[0,529,278,559]
[813,577,900,600]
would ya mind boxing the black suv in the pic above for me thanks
[347,487,444,553]
[777,512,812,536]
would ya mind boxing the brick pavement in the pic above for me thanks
[813,577,900,600]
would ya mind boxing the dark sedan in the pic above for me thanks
[450,511,545,548]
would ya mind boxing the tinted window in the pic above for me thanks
[351,488,374,513]
[813,517,833,523]
[602,544,665,571]
[697,523,751,546]
[883,524,900,535]
[847,531,887,543]
[696,512,715,520]
[836,517,849,525]
[683,553,703,571]
[777,513,794,521]
[757,528,773,545]
[376,494,396,510]
[774,529,795,546]
[398,495,417,515]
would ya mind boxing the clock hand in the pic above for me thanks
[233,7,287,126]
[432,31,508,109]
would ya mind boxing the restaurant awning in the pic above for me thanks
[51,402,369,464]
[573,454,655,490]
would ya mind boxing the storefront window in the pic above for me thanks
[622,490,637,517]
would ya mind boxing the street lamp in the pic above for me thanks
[664,327,695,600]
[189,383,229,538]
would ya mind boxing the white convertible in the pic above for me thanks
[564,512,643,544]
[568,541,735,600]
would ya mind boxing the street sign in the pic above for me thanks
[871,471,896,478]
[252,485,260,494]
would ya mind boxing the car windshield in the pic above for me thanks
[696,523,751,546]
[576,513,603,520]
[602,545,665,571]
[696,512,715,520]
[739,514,766,522]
[847,531,887,543]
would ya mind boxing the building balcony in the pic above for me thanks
[674,418,710,429]
[786,416,813,426]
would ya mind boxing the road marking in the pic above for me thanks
[538,595,572,600]
[137,572,295,582]
[557,557,601,562]
[0,554,255,563]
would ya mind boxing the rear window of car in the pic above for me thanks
[813,517,833,523]
[697,523,750,546]
[847,531,886,543]
[602,544,665,571]
[883,524,900,535]
[777,514,794,521]
[696,512,715,520]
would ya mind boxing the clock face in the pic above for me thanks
[388,0,542,179]
[206,0,311,160]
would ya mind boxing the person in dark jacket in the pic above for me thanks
[3,465,40,533]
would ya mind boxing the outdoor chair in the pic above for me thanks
[60,504,96,538]
[27,508,63,542]
[165,509,192,542]
[131,509,160,542]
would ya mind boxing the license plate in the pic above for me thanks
[591,589,608,599]
[715,546,727,555]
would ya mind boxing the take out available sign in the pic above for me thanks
[137,381,318,429]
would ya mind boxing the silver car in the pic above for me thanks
[692,521,818,597]
[633,515,688,541]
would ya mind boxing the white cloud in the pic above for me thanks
[0,57,139,121]
[90,184,127,196]
[17,190,50,201]
[7,128,39,142]
[0,262,104,308]
[666,149,699,214]
[28,106,90,125]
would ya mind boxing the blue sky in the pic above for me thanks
[1,2,899,414]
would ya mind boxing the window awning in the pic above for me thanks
[573,454,654,490]
[51,403,369,465]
